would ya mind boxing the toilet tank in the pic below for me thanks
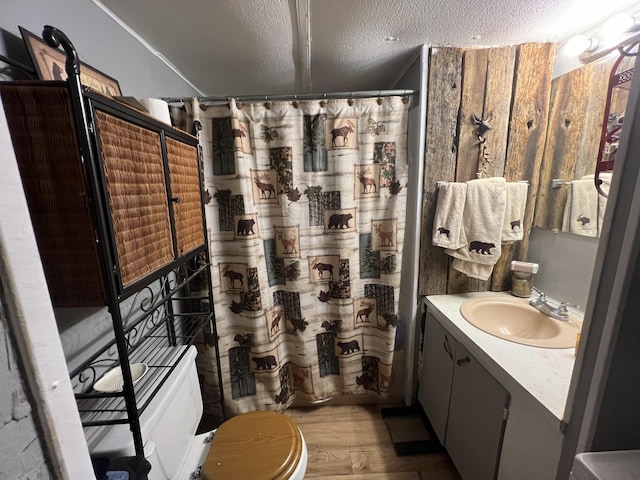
[84,345,204,480]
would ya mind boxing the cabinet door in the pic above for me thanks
[418,312,456,443]
[0,83,106,306]
[446,344,509,480]
[165,137,205,256]
[94,111,175,288]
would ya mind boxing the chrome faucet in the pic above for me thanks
[529,291,573,321]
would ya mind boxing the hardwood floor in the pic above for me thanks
[285,404,462,480]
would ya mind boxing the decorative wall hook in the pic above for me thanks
[472,112,493,143]
[476,145,494,178]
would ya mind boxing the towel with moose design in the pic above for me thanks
[432,182,467,249]
[501,182,528,242]
[445,177,506,280]
[561,177,598,237]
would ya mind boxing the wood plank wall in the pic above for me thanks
[418,43,556,297]
[534,56,632,231]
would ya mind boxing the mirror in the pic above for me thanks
[534,48,637,237]
[595,45,637,197]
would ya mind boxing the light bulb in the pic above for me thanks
[564,35,598,56]
[603,12,638,39]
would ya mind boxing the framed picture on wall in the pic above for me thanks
[19,26,122,96]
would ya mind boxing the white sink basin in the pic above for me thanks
[460,296,580,348]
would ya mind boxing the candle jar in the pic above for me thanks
[511,271,533,298]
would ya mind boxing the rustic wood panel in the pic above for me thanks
[418,47,463,296]
[575,58,615,178]
[447,47,516,294]
[482,46,518,177]
[456,48,490,182]
[534,58,613,230]
[491,43,557,291]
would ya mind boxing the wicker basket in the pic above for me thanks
[94,111,175,287]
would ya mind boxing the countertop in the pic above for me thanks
[425,291,579,420]
[572,450,640,480]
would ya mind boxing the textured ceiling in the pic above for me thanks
[98,0,640,95]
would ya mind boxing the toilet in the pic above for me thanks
[203,410,308,479]
[84,345,307,479]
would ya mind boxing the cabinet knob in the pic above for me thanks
[456,356,471,366]
[171,196,180,203]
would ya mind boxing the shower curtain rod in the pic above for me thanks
[161,88,417,105]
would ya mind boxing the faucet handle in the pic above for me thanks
[531,286,544,298]
[559,302,580,312]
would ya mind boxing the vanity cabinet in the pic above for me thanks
[0,82,204,306]
[419,312,510,480]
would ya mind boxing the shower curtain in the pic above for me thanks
[178,96,409,416]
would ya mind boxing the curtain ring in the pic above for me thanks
[348,93,355,106]
[199,103,208,111]
[377,91,384,105]
[236,101,244,110]
[402,95,410,105]
[292,94,299,109]
[319,94,327,108]
[265,101,272,109]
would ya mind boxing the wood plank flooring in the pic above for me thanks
[285,404,462,480]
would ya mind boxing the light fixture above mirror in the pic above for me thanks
[561,9,640,63]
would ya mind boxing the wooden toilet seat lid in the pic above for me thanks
[203,411,303,480]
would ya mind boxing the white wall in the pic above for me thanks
[0,98,96,479]
[0,295,52,479]
[1,0,200,97]
[393,45,428,405]
[527,227,599,309]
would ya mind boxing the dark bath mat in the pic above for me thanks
[381,405,444,456]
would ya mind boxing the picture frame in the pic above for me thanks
[19,26,122,96]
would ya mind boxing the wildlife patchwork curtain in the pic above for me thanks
[179,97,409,416]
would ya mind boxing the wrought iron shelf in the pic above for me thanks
[77,317,209,427]
[72,261,214,428]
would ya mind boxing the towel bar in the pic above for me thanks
[436,180,529,187]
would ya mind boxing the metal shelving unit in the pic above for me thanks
[0,26,224,458]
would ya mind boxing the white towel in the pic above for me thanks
[432,182,467,248]
[502,182,528,242]
[445,177,507,280]
[597,172,612,236]
[561,178,598,237]
[451,258,494,280]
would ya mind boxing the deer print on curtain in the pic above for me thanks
[180,97,409,415]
